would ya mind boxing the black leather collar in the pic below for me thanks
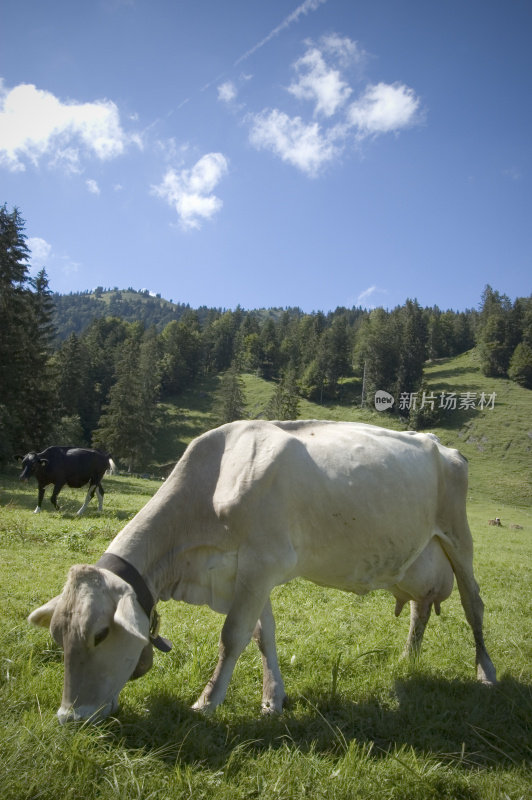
[96,552,172,652]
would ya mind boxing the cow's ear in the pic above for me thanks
[114,593,150,644]
[28,596,60,628]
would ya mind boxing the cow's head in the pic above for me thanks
[28,565,153,723]
[18,452,45,481]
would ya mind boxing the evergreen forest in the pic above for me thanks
[2,205,531,471]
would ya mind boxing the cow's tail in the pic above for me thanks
[107,457,117,475]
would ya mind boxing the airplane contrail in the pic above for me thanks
[234,0,328,67]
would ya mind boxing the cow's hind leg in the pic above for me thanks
[95,483,104,512]
[50,484,62,510]
[76,483,95,516]
[442,538,496,685]
[253,598,286,714]
[454,563,496,684]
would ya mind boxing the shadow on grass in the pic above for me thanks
[426,365,481,382]
[0,469,157,516]
[105,476,161,496]
[113,676,530,771]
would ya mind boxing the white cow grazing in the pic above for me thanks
[28,420,496,723]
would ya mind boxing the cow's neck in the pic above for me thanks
[103,472,192,603]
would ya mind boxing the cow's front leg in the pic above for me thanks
[34,485,45,513]
[253,598,286,714]
[192,578,271,714]
[50,485,62,510]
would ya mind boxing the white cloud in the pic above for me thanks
[320,33,364,66]
[60,256,80,276]
[86,178,100,195]
[347,82,420,138]
[502,167,522,181]
[218,81,237,103]
[357,285,378,303]
[288,45,352,117]
[28,236,52,264]
[247,35,422,175]
[0,80,139,172]
[248,109,339,177]
[357,285,387,307]
[152,152,229,229]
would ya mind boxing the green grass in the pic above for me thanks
[422,351,532,506]
[1,350,531,799]
[1,492,530,798]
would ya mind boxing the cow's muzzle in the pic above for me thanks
[57,698,118,725]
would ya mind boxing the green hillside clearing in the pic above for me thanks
[151,349,530,513]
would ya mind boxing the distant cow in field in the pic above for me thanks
[19,447,115,515]
[488,518,502,527]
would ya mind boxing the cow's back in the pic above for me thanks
[62,448,109,488]
[210,421,450,594]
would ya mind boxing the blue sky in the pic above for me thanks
[1,0,530,313]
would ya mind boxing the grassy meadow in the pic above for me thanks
[0,350,530,799]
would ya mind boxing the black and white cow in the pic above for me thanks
[19,447,115,515]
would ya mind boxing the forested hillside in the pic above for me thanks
[1,205,531,471]
[53,289,209,340]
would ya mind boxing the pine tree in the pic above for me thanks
[508,343,532,388]
[24,269,57,445]
[477,285,514,376]
[93,332,159,471]
[265,369,300,420]
[355,308,400,400]
[82,317,130,433]
[204,311,239,372]
[0,206,30,456]
[0,206,56,460]
[160,319,202,396]
[52,333,92,443]
[259,319,280,379]
[397,299,428,400]
[216,362,246,423]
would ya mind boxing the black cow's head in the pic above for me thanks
[18,452,48,481]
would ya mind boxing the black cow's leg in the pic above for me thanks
[95,483,104,512]
[76,483,94,516]
[35,485,45,514]
[50,484,62,510]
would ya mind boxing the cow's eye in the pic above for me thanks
[94,627,110,647]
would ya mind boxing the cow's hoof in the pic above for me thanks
[477,662,497,685]
[261,703,282,715]
[261,694,288,715]
[191,699,215,715]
